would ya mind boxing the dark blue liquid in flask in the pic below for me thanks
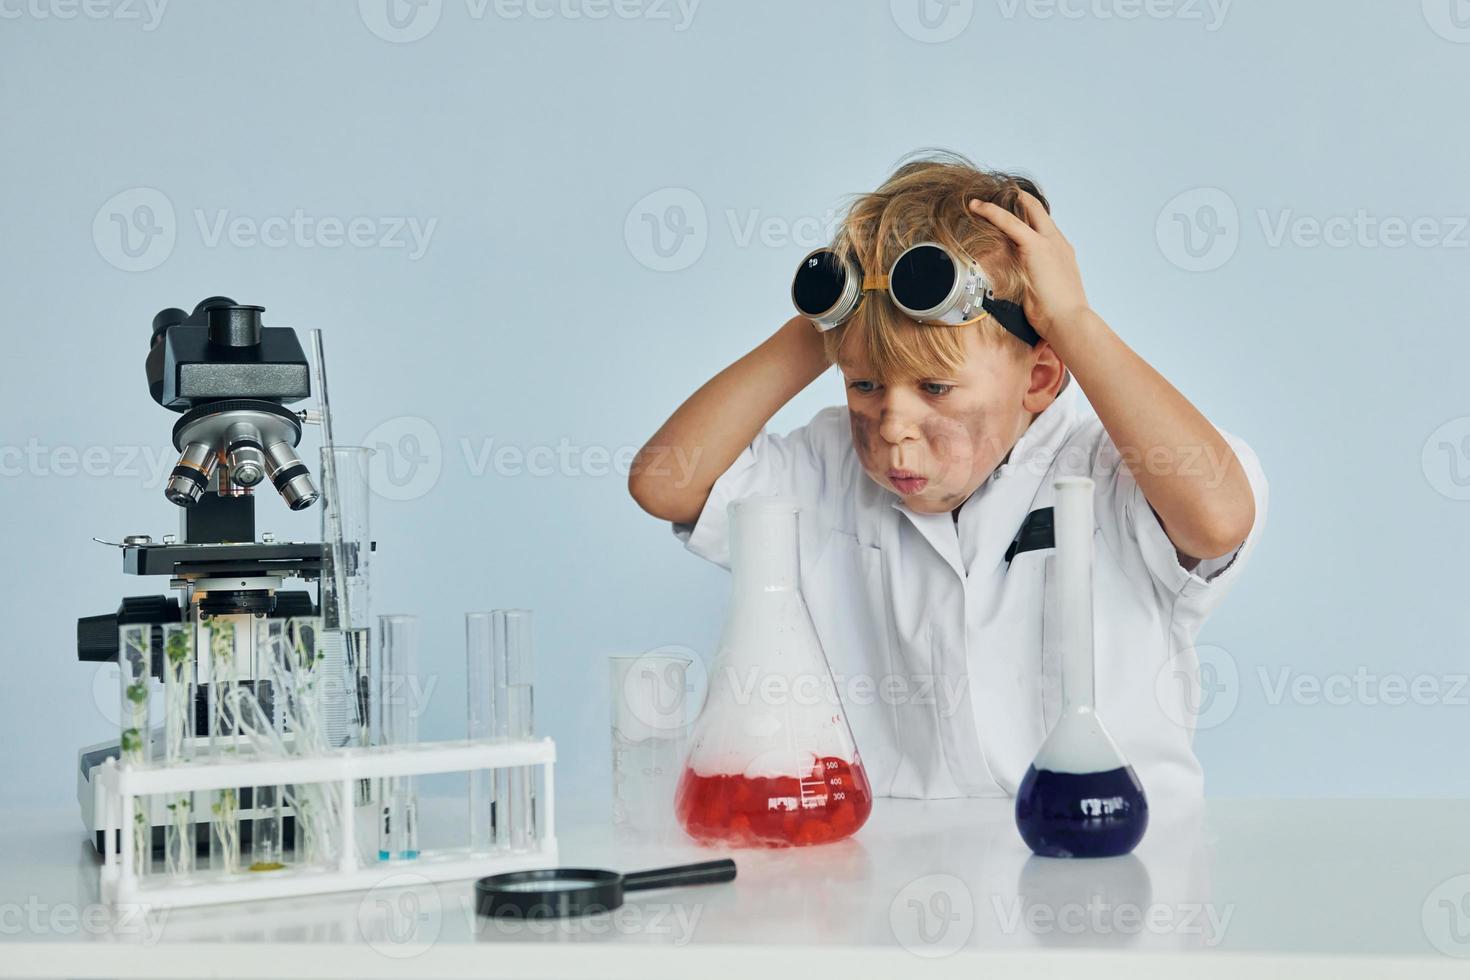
[1014,477,1148,858]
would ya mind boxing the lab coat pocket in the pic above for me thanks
[805,531,900,794]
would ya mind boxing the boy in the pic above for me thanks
[629,154,1267,799]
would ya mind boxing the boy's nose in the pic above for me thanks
[877,391,924,445]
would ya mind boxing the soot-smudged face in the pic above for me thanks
[841,328,1036,514]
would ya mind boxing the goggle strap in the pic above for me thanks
[980,296,1042,347]
[861,273,890,292]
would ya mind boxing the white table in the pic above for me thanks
[3,798,1468,977]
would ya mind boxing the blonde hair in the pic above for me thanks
[823,150,1049,381]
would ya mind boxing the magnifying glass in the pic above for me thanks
[475,858,736,919]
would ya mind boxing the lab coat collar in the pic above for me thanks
[892,380,1081,579]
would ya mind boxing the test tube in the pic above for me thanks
[466,613,497,855]
[205,614,247,874]
[277,617,339,867]
[375,615,420,861]
[161,623,195,876]
[491,610,535,850]
[249,621,287,871]
[118,624,152,877]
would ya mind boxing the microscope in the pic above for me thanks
[75,297,332,853]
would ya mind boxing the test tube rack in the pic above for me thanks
[98,737,557,911]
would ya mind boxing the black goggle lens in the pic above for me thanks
[890,244,956,313]
[792,249,849,318]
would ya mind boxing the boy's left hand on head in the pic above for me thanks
[969,192,1093,340]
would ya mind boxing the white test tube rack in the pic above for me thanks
[98,737,557,911]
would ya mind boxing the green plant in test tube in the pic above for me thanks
[162,623,196,875]
[118,625,152,876]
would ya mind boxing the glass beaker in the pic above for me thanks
[1014,477,1148,858]
[611,650,691,839]
[675,497,873,847]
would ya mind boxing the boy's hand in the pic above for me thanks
[968,192,1092,340]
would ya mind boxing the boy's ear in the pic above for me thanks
[1021,341,1067,414]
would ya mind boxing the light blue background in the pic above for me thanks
[3,0,1468,816]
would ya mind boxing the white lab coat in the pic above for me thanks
[673,380,1268,799]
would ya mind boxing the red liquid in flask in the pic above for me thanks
[675,756,873,847]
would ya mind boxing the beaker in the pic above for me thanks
[1014,477,1148,858]
[610,650,691,839]
[675,496,873,847]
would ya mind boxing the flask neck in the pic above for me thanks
[1054,480,1095,713]
[730,503,801,594]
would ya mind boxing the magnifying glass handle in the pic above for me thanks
[622,859,737,892]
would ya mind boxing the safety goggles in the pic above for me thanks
[790,242,1040,347]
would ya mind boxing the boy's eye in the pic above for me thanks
[921,382,954,397]
[848,380,879,394]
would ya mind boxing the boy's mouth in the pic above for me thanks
[887,468,928,495]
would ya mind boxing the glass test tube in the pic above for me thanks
[249,621,287,871]
[161,623,195,876]
[375,615,420,861]
[281,617,337,865]
[205,614,248,874]
[466,613,496,855]
[118,624,152,877]
[492,610,535,850]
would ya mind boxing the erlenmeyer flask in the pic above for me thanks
[1015,477,1148,858]
[675,496,873,847]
